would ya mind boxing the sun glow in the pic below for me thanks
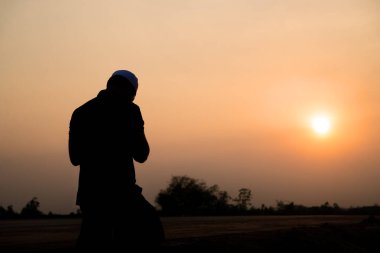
[311,115,331,136]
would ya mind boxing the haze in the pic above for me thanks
[1,0,379,214]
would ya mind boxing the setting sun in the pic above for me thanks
[311,115,331,136]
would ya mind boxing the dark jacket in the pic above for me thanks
[69,90,149,206]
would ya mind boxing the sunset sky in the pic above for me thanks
[1,0,379,214]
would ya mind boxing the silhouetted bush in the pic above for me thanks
[234,188,252,211]
[20,197,43,218]
[0,205,19,219]
[156,176,233,216]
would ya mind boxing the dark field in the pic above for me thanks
[1,215,379,252]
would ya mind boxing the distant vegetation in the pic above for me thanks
[1,197,43,219]
[0,197,80,219]
[155,176,254,216]
[155,176,380,216]
[1,175,379,219]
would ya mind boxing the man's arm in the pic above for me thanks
[132,106,150,163]
[133,130,150,163]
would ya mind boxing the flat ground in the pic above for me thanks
[0,215,379,252]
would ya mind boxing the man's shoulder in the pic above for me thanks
[73,97,99,116]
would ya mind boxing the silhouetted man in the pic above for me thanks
[69,70,164,251]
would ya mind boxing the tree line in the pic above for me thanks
[155,176,380,216]
[1,197,45,219]
[1,175,379,219]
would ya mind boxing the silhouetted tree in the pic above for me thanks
[0,206,5,218]
[7,205,18,218]
[260,204,275,214]
[155,176,231,215]
[276,200,297,214]
[0,205,19,219]
[20,197,43,218]
[321,201,330,209]
[234,188,252,210]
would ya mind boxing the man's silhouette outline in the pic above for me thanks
[69,70,164,250]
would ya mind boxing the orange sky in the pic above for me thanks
[0,0,379,213]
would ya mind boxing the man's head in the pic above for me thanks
[107,70,139,101]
